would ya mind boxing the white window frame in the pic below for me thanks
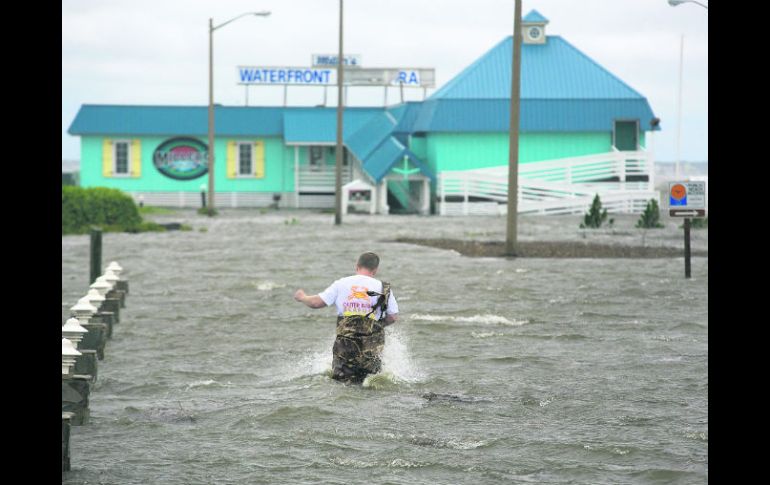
[236,141,255,178]
[112,140,132,177]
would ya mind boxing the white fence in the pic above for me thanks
[438,150,659,216]
[129,192,297,209]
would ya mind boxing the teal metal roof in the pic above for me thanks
[346,111,397,161]
[523,10,549,23]
[282,108,381,144]
[361,136,435,183]
[431,36,646,100]
[417,34,658,132]
[68,105,285,136]
[388,102,423,134]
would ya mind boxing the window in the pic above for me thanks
[308,146,325,171]
[113,141,130,175]
[238,143,253,176]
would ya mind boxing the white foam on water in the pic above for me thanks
[411,313,528,326]
[445,439,488,450]
[388,458,427,468]
[282,340,334,381]
[410,313,447,322]
[185,379,218,390]
[455,314,519,325]
[255,281,286,291]
[471,331,505,339]
[378,327,426,384]
[284,328,423,386]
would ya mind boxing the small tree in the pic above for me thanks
[580,194,610,229]
[636,199,664,229]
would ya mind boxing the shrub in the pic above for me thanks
[636,199,664,229]
[62,186,143,235]
[580,194,611,229]
[681,217,708,229]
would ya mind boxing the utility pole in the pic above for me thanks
[505,0,523,256]
[334,0,344,225]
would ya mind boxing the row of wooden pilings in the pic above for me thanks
[62,258,129,474]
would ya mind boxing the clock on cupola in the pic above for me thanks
[522,9,549,45]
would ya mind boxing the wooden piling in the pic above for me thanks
[73,349,98,382]
[79,322,107,361]
[62,412,74,472]
[89,228,102,284]
[62,375,91,425]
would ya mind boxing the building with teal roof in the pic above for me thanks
[68,10,659,215]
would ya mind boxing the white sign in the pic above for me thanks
[238,66,435,87]
[669,181,706,217]
[312,54,362,67]
[669,181,706,209]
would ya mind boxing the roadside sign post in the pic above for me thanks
[668,181,706,279]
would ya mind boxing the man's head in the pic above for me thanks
[356,252,380,275]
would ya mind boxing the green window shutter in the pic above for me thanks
[102,139,113,177]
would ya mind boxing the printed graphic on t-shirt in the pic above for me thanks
[343,285,375,318]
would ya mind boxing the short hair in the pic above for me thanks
[357,252,380,270]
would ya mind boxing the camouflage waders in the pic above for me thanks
[332,283,391,384]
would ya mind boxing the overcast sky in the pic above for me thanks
[62,0,708,163]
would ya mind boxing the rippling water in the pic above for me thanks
[62,211,707,484]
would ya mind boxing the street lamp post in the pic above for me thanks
[668,0,706,179]
[208,12,271,215]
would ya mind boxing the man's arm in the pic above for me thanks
[383,313,398,326]
[294,289,328,309]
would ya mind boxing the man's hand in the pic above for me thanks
[294,289,327,309]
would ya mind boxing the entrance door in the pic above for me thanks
[613,120,639,151]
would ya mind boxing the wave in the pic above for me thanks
[410,313,528,326]
[185,379,231,390]
[408,435,489,450]
[471,331,506,339]
[254,281,287,291]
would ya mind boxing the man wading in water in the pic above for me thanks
[294,252,399,384]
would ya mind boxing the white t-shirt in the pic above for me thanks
[318,274,399,319]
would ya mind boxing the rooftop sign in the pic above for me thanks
[237,66,435,88]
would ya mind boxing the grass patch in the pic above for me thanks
[138,206,176,215]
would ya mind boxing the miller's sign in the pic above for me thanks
[153,137,208,180]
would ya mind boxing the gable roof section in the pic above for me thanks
[417,34,657,132]
[361,136,435,183]
[523,10,549,23]
[430,36,645,100]
[345,111,397,161]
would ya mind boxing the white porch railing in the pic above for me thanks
[297,167,352,192]
[438,150,659,216]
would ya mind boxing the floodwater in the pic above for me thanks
[62,211,707,484]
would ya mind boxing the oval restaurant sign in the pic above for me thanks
[153,137,208,180]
